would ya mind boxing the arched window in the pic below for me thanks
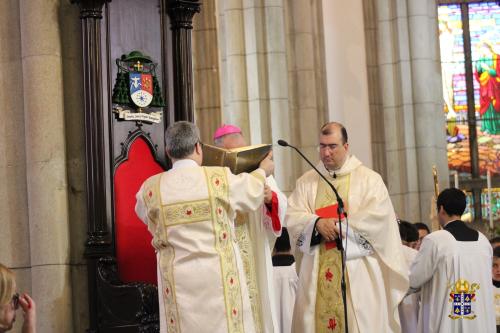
[438,0,499,229]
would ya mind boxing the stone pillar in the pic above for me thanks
[284,0,328,179]
[216,0,294,192]
[192,0,222,143]
[167,0,201,122]
[0,1,31,331]
[321,0,373,168]
[60,1,89,331]
[365,0,448,222]
[19,0,74,331]
[407,0,449,221]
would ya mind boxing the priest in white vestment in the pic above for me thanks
[213,124,286,333]
[409,188,496,333]
[135,121,275,333]
[286,122,409,333]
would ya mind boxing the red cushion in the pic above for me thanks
[114,137,163,285]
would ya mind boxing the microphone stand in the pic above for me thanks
[278,140,349,333]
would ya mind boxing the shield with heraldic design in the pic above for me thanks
[129,72,153,108]
[448,278,479,320]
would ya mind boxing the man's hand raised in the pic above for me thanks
[259,151,274,177]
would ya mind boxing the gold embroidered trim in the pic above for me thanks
[314,174,351,333]
[250,169,265,183]
[143,175,181,333]
[204,167,245,333]
[163,199,211,227]
[235,213,263,332]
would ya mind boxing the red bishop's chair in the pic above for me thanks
[95,132,166,333]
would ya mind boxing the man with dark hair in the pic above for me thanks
[399,221,420,250]
[410,188,495,332]
[287,122,408,332]
[398,220,420,333]
[490,236,500,249]
[135,121,275,333]
[414,222,430,250]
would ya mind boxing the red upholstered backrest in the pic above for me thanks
[114,137,164,285]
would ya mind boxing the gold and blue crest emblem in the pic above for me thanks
[448,279,479,320]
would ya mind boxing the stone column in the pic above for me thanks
[0,1,31,331]
[283,0,328,180]
[216,0,294,192]
[321,0,373,168]
[192,0,222,143]
[19,0,74,331]
[365,0,448,222]
[407,0,449,221]
[60,1,89,331]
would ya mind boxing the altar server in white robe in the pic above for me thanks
[214,124,286,333]
[398,220,420,333]
[272,228,298,333]
[286,122,409,333]
[410,188,495,333]
[135,121,275,333]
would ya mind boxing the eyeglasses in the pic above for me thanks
[318,143,339,151]
[12,293,19,310]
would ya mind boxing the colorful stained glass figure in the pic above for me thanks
[439,2,500,176]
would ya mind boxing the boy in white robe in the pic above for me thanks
[410,188,495,333]
[272,228,298,333]
[398,220,420,333]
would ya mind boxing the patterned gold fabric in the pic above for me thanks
[235,212,263,333]
[204,168,245,332]
[142,175,181,333]
[314,174,350,333]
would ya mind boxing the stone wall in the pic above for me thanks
[0,0,87,331]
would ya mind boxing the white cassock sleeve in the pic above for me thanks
[227,168,266,213]
[409,236,438,290]
[297,219,374,260]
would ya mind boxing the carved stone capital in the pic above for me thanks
[167,0,201,29]
[71,0,110,19]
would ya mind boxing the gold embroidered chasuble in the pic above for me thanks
[235,214,263,332]
[135,162,266,333]
[234,175,286,333]
[286,155,409,333]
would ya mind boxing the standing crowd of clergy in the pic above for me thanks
[134,120,497,333]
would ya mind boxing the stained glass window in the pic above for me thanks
[438,1,500,225]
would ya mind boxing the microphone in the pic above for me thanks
[277,139,288,147]
[277,138,349,333]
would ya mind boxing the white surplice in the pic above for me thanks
[409,229,496,333]
[135,159,267,333]
[273,261,298,333]
[286,155,409,333]
[399,245,419,333]
[235,175,286,333]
